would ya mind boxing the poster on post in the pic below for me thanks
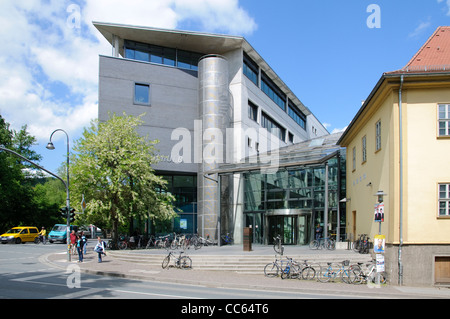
[374,202,384,222]
[374,235,385,254]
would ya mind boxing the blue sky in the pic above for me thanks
[1,0,450,174]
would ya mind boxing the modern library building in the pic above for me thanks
[94,22,343,245]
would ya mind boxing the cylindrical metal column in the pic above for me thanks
[197,55,230,241]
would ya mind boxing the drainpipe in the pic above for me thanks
[398,74,404,285]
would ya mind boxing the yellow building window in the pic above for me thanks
[375,121,381,151]
[438,104,450,137]
[439,184,450,217]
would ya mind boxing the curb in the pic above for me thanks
[40,252,446,299]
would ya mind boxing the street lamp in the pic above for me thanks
[47,129,71,261]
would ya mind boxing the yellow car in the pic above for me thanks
[0,226,40,244]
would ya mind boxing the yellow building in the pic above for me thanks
[338,26,450,287]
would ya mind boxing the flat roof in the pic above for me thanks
[93,21,313,118]
[206,132,344,175]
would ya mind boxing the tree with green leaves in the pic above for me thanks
[0,115,58,230]
[69,113,178,248]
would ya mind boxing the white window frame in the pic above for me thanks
[375,120,381,152]
[439,183,450,217]
[438,104,450,137]
[362,135,367,163]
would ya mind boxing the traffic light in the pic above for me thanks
[69,208,76,223]
[59,207,68,218]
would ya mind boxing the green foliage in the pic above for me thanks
[69,113,178,246]
[0,115,64,231]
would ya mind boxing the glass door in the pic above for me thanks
[245,213,264,244]
[268,216,297,245]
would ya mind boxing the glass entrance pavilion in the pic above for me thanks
[209,133,346,246]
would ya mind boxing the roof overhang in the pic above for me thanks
[93,21,312,118]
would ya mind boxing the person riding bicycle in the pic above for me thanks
[38,227,46,244]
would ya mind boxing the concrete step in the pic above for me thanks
[108,250,373,274]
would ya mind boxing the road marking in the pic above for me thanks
[109,288,201,299]
[49,288,104,299]
[12,272,62,282]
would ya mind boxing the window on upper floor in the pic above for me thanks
[261,71,286,111]
[288,101,306,130]
[439,184,450,217]
[362,135,367,163]
[438,104,450,137]
[243,52,259,86]
[375,120,381,152]
[248,100,258,122]
[124,40,201,70]
[134,83,150,105]
[352,147,356,171]
[262,112,286,141]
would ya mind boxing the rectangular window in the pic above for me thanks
[248,100,258,122]
[438,104,450,137]
[124,40,201,70]
[352,147,356,171]
[288,101,306,130]
[243,52,259,86]
[375,121,382,151]
[262,112,286,141]
[261,71,286,111]
[134,83,150,105]
[439,184,450,216]
[362,135,367,163]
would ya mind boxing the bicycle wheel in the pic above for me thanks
[352,240,360,252]
[309,240,319,250]
[179,256,192,269]
[341,268,358,284]
[301,266,316,280]
[326,239,336,250]
[264,262,280,278]
[162,255,170,269]
[118,241,127,250]
[348,264,363,284]
[317,266,332,282]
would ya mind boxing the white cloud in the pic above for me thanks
[438,0,450,15]
[0,0,257,148]
[409,21,432,38]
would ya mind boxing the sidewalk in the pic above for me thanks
[42,244,450,299]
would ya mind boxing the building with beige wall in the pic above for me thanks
[338,26,450,287]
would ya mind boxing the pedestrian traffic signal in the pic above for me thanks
[69,208,76,223]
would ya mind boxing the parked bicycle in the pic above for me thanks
[264,255,290,278]
[299,260,317,280]
[317,260,358,283]
[309,237,336,250]
[351,261,387,285]
[353,234,371,254]
[161,250,192,270]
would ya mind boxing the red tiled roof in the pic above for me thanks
[389,26,450,74]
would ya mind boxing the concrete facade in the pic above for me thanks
[95,22,329,242]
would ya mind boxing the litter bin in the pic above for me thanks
[243,227,252,251]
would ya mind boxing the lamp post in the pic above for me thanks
[47,129,71,261]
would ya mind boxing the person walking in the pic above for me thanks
[94,236,106,263]
[76,234,83,262]
[81,231,87,255]
[70,230,77,255]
